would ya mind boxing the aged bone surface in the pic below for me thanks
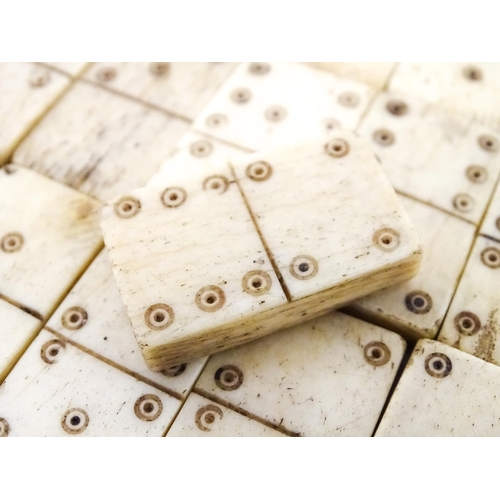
[0,330,180,437]
[0,165,103,320]
[438,236,500,366]
[193,62,375,151]
[347,194,475,341]
[101,132,422,370]
[376,339,500,437]
[0,63,71,164]
[84,62,237,120]
[357,91,500,225]
[193,312,406,437]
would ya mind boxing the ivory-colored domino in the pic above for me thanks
[376,339,500,436]
[147,131,248,187]
[390,62,500,131]
[0,165,102,320]
[193,62,375,151]
[306,62,396,90]
[479,181,500,243]
[46,250,208,398]
[85,62,237,120]
[0,299,41,382]
[40,62,90,77]
[0,329,181,437]
[194,312,405,437]
[167,393,285,437]
[357,91,500,224]
[0,63,70,164]
[438,236,500,365]
[101,132,422,370]
[347,195,475,340]
[13,81,189,202]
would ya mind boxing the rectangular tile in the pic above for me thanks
[356,90,500,224]
[194,312,406,436]
[0,329,181,437]
[84,62,237,120]
[438,236,500,365]
[389,62,500,131]
[147,131,248,187]
[0,63,70,164]
[101,135,422,370]
[167,393,285,437]
[193,62,375,151]
[46,249,207,398]
[13,81,190,202]
[0,165,103,319]
[376,339,500,436]
[0,299,42,382]
[347,195,475,340]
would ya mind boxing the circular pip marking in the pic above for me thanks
[363,341,391,367]
[29,69,51,87]
[61,408,89,435]
[466,165,488,183]
[61,306,88,331]
[190,139,213,158]
[373,128,395,146]
[289,255,319,280]
[424,352,452,378]
[478,134,499,152]
[231,87,252,104]
[265,105,287,122]
[462,65,483,81]
[373,228,400,252]
[324,138,350,158]
[0,418,10,437]
[452,193,474,213]
[1,232,24,253]
[214,365,244,391]
[161,187,187,208]
[134,394,163,422]
[386,99,409,116]
[202,175,230,194]
[245,161,273,182]
[242,270,272,296]
[205,113,227,128]
[195,404,223,432]
[324,118,341,131]
[144,304,175,330]
[161,364,187,377]
[114,196,141,219]
[480,247,500,269]
[40,339,66,364]
[454,311,481,336]
[405,290,433,314]
[149,62,169,76]
[195,286,226,312]
[248,62,271,75]
[337,91,360,108]
[96,66,117,82]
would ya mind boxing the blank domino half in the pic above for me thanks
[101,131,422,370]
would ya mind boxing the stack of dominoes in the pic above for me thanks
[2,62,500,437]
